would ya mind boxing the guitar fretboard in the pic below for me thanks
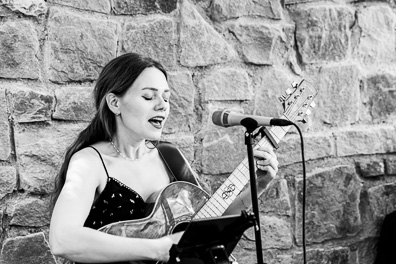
[193,124,291,219]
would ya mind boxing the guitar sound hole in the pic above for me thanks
[172,222,189,233]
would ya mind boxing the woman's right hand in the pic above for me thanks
[155,232,184,262]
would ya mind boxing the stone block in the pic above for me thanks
[228,20,290,65]
[201,128,246,175]
[0,166,16,199]
[252,67,297,118]
[53,86,95,121]
[334,125,396,157]
[0,21,40,79]
[2,0,47,16]
[48,0,110,13]
[198,68,252,101]
[295,165,362,244]
[211,0,282,21]
[367,182,396,219]
[292,247,350,264]
[0,88,11,160]
[15,122,86,194]
[361,73,396,122]
[277,132,334,166]
[260,179,291,216]
[112,0,177,15]
[7,85,54,123]
[356,158,385,177]
[121,17,176,69]
[307,65,360,128]
[9,197,51,227]
[0,232,56,264]
[180,1,236,67]
[386,156,396,175]
[289,6,354,64]
[241,215,293,249]
[47,7,118,82]
[354,6,396,66]
[163,71,195,133]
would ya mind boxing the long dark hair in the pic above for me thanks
[51,53,167,210]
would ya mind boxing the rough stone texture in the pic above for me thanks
[7,85,54,123]
[53,86,95,121]
[308,65,360,128]
[163,71,195,133]
[198,68,252,101]
[361,73,396,123]
[201,128,246,175]
[48,0,110,13]
[0,21,40,79]
[0,166,16,199]
[15,122,86,194]
[228,20,293,66]
[290,6,354,64]
[1,0,47,16]
[277,132,334,166]
[0,232,56,264]
[334,125,396,157]
[121,17,176,69]
[112,0,177,15]
[241,215,293,250]
[0,88,11,160]
[9,197,51,227]
[386,157,396,175]
[260,179,291,216]
[354,6,396,66]
[295,166,362,244]
[292,247,350,264]
[180,1,236,67]
[47,7,118,82]
[367,182,396,220]
[356,158,385,177]
[211,0,282,21]
[253,67,298,119]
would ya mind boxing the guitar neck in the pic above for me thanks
[193,123,291,219]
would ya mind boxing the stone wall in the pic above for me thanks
[0,0,395,263]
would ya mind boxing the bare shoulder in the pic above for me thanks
[66,146,105,187]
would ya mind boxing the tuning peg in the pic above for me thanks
[310,101,316,108]
[301,117,308,124]
[306,109,312,116]
[291,81,299,88]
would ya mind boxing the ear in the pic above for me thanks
[106,93,120,116]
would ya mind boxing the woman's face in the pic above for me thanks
[116,67,170,142]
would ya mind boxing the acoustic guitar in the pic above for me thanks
[98,80,317,262]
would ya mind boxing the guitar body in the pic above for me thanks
[98,181,210,239]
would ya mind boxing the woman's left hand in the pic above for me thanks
[253,145,279,183]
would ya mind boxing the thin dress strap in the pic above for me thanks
[89,146,110,178]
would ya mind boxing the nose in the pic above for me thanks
[155,96,168,111]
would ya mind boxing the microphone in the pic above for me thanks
[212,109,293,127]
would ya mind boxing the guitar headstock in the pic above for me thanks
[278,80,317,123]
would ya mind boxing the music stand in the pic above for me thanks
[168,211,255,264]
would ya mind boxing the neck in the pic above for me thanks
[111,136,147,161]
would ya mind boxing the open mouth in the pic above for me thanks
[148,116,165,129]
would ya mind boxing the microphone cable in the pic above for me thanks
[291,122,307,264]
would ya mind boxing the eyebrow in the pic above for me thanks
[142,87,170,93]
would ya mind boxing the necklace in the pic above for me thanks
[110,140,147,161]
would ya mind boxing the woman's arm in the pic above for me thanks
[223,145,278,215]
[49,149,178,263]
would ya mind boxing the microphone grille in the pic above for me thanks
[212,110,224,126]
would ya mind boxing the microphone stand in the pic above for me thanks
[240,118,265,264]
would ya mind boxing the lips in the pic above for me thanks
[148,116,165,129]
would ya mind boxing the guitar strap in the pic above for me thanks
[157,141,200,187]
